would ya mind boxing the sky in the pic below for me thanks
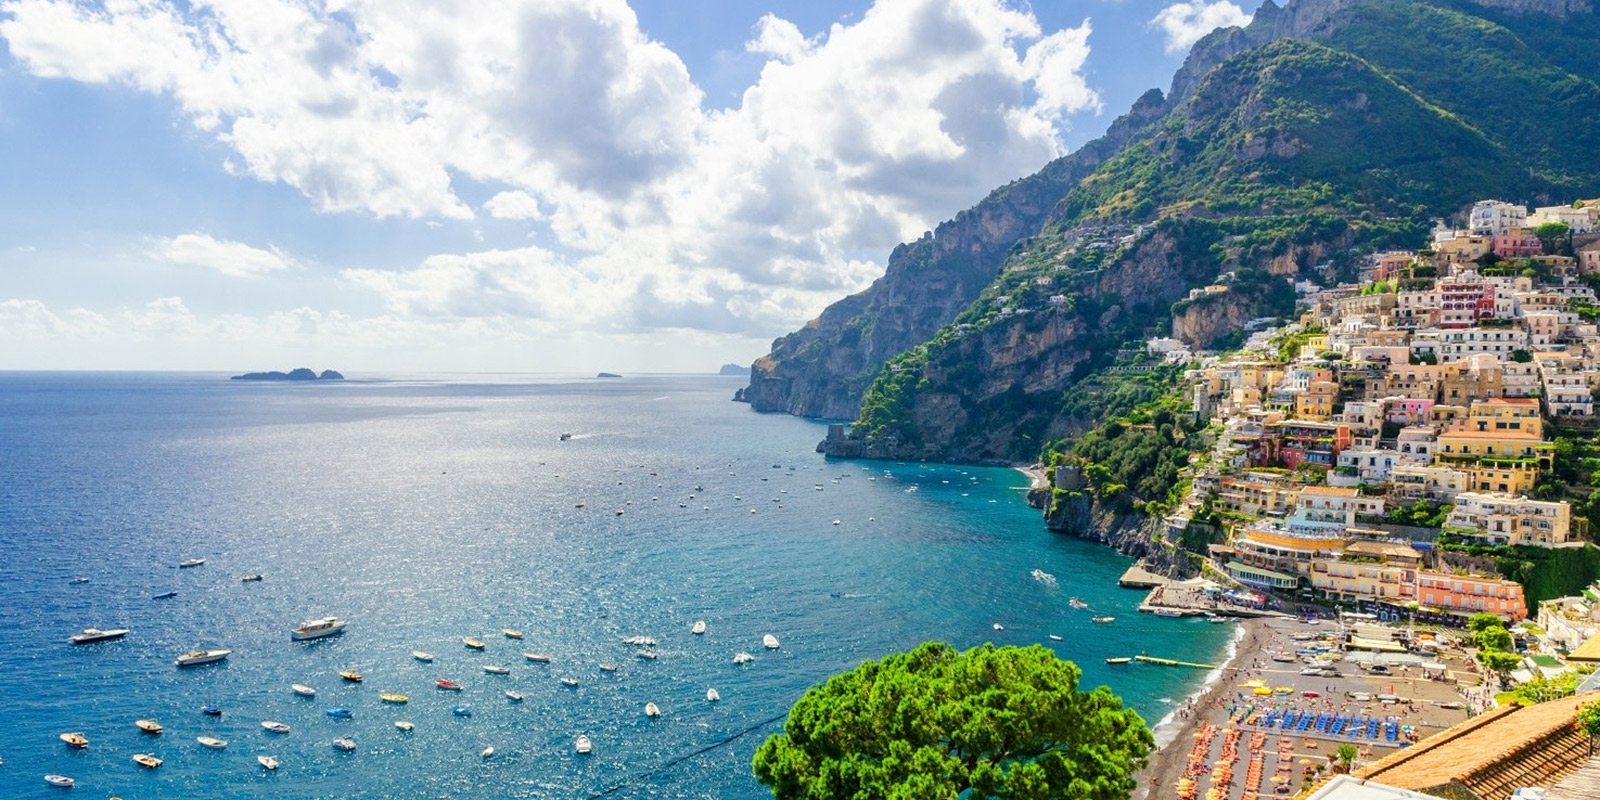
[0,0,1263,373]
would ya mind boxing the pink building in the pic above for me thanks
[1385,398,1435,426]
[1493,230,1542,259]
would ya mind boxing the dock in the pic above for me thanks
[1134,654,1217,669]
[1118,562,1170,589]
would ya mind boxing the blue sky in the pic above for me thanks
[0,0,1261,372]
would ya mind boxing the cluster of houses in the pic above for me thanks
[1153,200,1600,625]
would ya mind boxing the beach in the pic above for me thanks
[1134,617,1474,800]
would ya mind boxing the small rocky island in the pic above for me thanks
[718,363,747,376]
[231,368,345,381]
[596,372,622,379]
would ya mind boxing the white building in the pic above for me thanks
[1445,491,1572,546]
[1469,200,1527,236]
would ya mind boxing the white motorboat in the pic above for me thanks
[503,629,523,639]
[621,635,657,646]
[524,652,552,663]
[1092,616,1116,624]
[1152,609,1184,618]
[575,735,592,754]
[132,753,162,769]
[993,623,1004,631]
[44,775,74,788]
[763,634,780,649]
[733,652,755,664]
[261,721,291,734]
[179,559,205,568]
[1031,568,1056,584]
[241,573,263,582]
[636,649,659,660]
[1048,634,1064,641]
[706,688,720,702]
[691,620,707,635]
[292,684,316,697]
[332,737,356,752]
[258,755,279,770]
[598,662,618,672]
[462,637,486,650]
[59,732,88,748]
[644,702,661,717]
[135,719,163,734]
[291,617,347,641]
[175,648,231,666]
[482,746,495,759]
[68,627,130,644]
[413,650,434,662]
[395,720,415,731]
[560,677,578,687]
[483,665,510,675]
[197,736,228,749]
[506,690,523,702]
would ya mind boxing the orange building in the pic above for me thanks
[1416,570,1527,621]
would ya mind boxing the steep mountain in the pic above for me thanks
[743,0,1600,462]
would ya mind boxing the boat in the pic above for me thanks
[1152,609,1184,618]
[291,617,347,641]
[559,432,572,441]
[993,623,1004,631]
[1092,616,1116,624]
[502,629,523,639]
[261,721,291,733]
[691,620,707,635]
[1048,634,1064,641]
[733,652,755,664]
[644,702,661,717]
[483,665,510,675]
[292,684,316,697]
[197,736,228,749]
[380,693,408,704]
[560,677,578,687]
[200,705,223,716]
[598,662,618,672]
[69,576,89,584]
[436,679,463,691]
[763,634,780,649]
[1032,568,1057,584]
[44,775,74,789]
[482,746,495,759]
[332,738,356,752]
[1271,653,1297,663]
[175,648,231,667]
[413,651,434,662]
[706,688,720,702]
[257,755,279,770]
[179,559,205,568]
[339,670,363,682]
[132,753,162,769]
[524,652,551,663]
[241,574,263,582]
[452,706,471,717]
[394,721,414,731]
[575,735,592,754]
[1207,615,1233,624]
[68,627,130,644]
[621,635,657,646]
[1105,657,1132,665]
[325,708,353,719]
[152,591,178,599]
[506,690,523,702]
[135,719,162,734]
[59,732,89,748]
[636,650,659,660]
[462,637,486,650]
[1068,598,1089,609]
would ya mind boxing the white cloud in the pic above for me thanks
[1151,1,1251,55]
[155,233,295,277]
[1,0,1104,339]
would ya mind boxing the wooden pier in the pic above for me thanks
[1134,654,1217,669]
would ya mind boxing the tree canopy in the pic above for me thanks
[752,642,1154,800]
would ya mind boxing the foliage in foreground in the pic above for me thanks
[752,642,1153,800]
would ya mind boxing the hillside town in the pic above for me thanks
[1117,201,1600,799]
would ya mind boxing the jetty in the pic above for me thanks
[1133,654,1216,669]
[1118,562,1169,589]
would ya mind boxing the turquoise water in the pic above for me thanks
[0,373,1233,798]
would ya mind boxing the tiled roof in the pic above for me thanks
[1356,692,1597,800]
[1569,632,1600,663]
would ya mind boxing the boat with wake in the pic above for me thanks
[175,649,231,667]
[68,627,130,644]
[291,617,347,641]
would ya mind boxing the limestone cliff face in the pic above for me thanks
[1041,492,1199,578]
[1171,291,1259,349]
[744,89,1171,419]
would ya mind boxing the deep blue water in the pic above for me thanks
[0,373,1232,799]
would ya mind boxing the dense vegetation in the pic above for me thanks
[752,642,1153,800]
[1441,539,1600,611]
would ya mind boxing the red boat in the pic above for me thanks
[436,679,463,691]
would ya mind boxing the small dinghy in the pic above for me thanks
[197,736,228,749]
[241,573,263,582]
[135,719,163,734]
[706,688,720,702]
[482,746,495,759]
[462,637,486,650]
[200,705,223,716]
[523,652,551,663]
[292,684,316,697]
[59,732,89,748]
[636,650,658,660]
[733,652,755,664]
[691,620,706,635]
[452,706,472,717]
[332,738,356,752]
[325,708,353,719]
[380,693,408,704]
[338,670,363,682]
[1048,634,1064,641]
[506,690,523,702]
[1105,657,1132,665]
[644,702,661,717]
[132,753,162,769]
[763,634,780,649]
[44,775,75,788]
[394,720,415,731]
[598,662,618,673]
[1092,616,1116,624]
[483,665,510,675]
[152,591,178,599]
[179,559,205,568]
[560,677,578,687]
[502,629,523,639]
[575,735,592,754]
[261,720,291,733]
[413,651,434,662]
[436,679,463,691]
[258,755,279,770]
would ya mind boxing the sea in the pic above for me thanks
[0,372,1235,799]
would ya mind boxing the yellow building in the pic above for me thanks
[1436,428,1552,470]
[1216,477,1298,519]
[1466,460,1541,495]
[1312,540,1421,605]
[1457,396,1544,438]
[1227,525,1347,591]
[1295,380,1339,421]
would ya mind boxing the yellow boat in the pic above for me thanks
[379,693,408,704]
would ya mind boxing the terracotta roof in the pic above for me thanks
[1356,692,1598,800]
[1570,632,1600,663]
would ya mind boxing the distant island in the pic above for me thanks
[718,363,747,376]
[596,372,622,379]
[231,368,345,381]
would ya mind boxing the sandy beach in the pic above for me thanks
[1133,616,1473,800]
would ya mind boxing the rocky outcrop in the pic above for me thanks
[1168,0,1360,105]
[231,368,344,381]
[1468,0,1593,15]
[744,89,1172,419]
[1171,290,1257,348]
[1041,491,1198,578]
